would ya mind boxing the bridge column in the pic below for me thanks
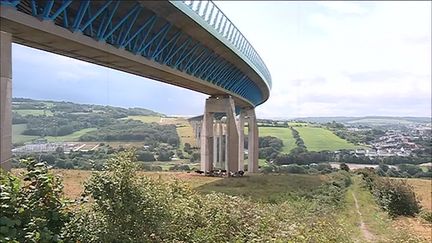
[226,98,239,172]
[212,122,218,168]
[0,31,12,171]
[200,96,239,173]
[238,110,245,171]
[246,108,259,173]
[200,106,214,172]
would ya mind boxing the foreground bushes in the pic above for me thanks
[0,159,70,242]
[2,152,353,242]
[358,169,421,217]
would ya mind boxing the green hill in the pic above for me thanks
[294,126,364,151]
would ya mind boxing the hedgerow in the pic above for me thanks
[357,169,421,218]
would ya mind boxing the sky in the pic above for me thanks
[12,1,431,118]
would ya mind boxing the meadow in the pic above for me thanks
[45,128,97,142]
[258,127,297,153]
[12,124,38,143]
[294,126,363,151]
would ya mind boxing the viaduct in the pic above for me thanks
[0,0,271,173]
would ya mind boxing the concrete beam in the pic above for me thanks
[0,31,12,171]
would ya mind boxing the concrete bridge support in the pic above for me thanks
[200,96,259,174]
[200,96,239,173]
[0,31,12,171]
[246,109,259,173]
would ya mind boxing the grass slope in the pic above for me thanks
[46,128,97,142]
[342,176,428,242]
[126,115,161,123]
[196,173,324,202]
[258,127,297,153]
[294,126,362,151]
[12,124,39,144]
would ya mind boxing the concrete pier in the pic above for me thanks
[246,108,259,173]
[200,96,239,173]
[0,31,12,171]
[199,96,259,174]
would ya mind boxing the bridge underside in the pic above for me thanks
[0,0,267,173]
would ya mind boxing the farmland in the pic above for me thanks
[126,115,161,123]
[294,126,363,151]
[258,127,297,153]
[45,128,97,142]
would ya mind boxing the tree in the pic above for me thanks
[339,163,350,172]
[136,151,155,162]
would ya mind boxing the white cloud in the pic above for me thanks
[229,1,432,118]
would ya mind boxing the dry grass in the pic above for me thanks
[405,178,432,211]
[391,178,432,242]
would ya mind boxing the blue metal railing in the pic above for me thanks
[171,0,272,89]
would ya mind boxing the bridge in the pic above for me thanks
[0,0,271,173]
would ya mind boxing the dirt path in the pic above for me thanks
[351,192,375,242]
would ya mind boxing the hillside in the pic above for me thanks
[11,98,165,145]
[294,126,364,151]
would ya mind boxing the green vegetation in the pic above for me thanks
[196,173,325,202]
[3,152,357,242]
[358,169,421,217]
[342,176,424,242]
[14,109,53,116]
[12,124,38,144]
[258,127,297,152]
[46,128,97,142]
[294,126,362,151]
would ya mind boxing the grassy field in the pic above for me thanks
[288,122,309,127]
[12,169,325,203]
[177,125,196,148]
[12,124,39,144]
[126,115,161,123]
[258,127,297,153]
[294,126,363,151]
[196,173,324,202]
[45,128,97,142]
[14,109,53,116]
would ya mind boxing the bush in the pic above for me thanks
[372,178,421,217]
[339,163,350,172]
[358,170,422,218]
[63,151,352,242]
[0,159,70,242]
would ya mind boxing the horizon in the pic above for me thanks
[12,96,432,120]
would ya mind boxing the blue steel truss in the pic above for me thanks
[1,0,271,106]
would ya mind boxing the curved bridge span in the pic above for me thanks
[0,0,272,173]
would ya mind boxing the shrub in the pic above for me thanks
[339,163,350,172]
[0,159,70,242]
[372,178,421,217]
